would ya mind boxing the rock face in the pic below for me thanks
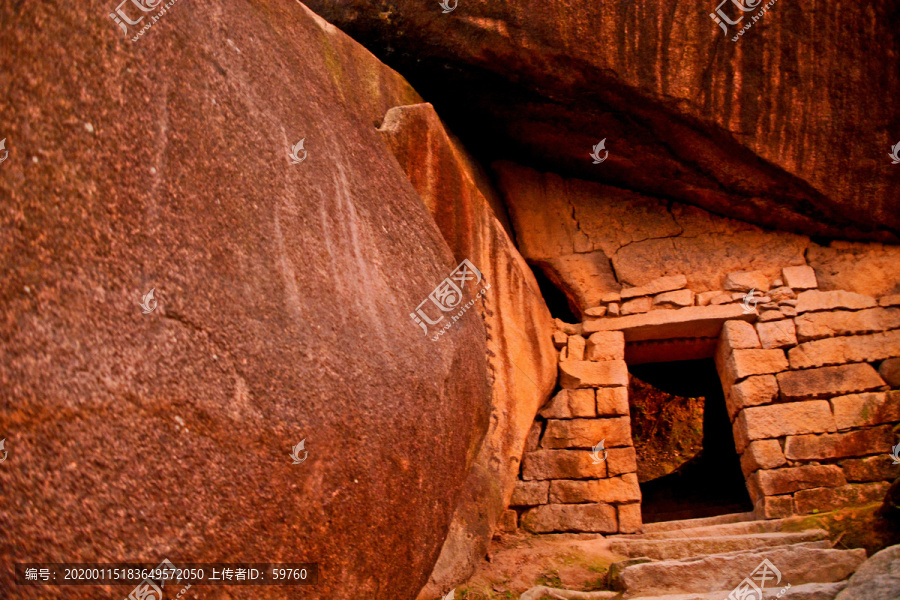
[0,3,491,599]
[377,102,557,598]
[494,162,809,316]
[303,0,900,242]
[834,544,900,600]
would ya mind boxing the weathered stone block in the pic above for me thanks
[522,450,608,480]
[750,465,846,496]
[542,418,633,449]
[880,295,900,307]
[621,297,652,315]
[549,474,641,504]
[552,330,568,349]
[831,391,900,430]
[567,335,586,361]
[600,292,622,304]
[653,289,694,308]
[755,495,794,519]
[757,319,798,349]
[620,275,687,300]
[497,509,518,532]
[607,447,638,476]
[618,503,643,534]
[724,270,770,292]
[586,331,625,362]
[521,503,618,533]
[782,265,818,290]
[607,303,620,317]
[725,375,779,421]
[584,306,608,318]
[559,360,629,389]
[880,358,900,388]
[841,455,899,482]
[794,307,900,342]
[734,401,836,451]
[777,364,887,400]
[740,439,787,477]
[784,426,895,461]
[696,290,723,306]
[720,319,762,350]
[540,389,596,419]
[510,480,550,506]
[524,421,542,452]
[595,387,629,417]
[794,482,891,514]
[788,330,900,369]
[796,290,877,313]
[722,349,789,386]
[583,305,755,341]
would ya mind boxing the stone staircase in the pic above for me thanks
[605,512,867,599]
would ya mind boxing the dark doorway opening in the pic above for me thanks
[628,359,752,523]
[528,264,578,323]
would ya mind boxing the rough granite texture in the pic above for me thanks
[0,3,492,599]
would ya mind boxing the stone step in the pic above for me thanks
[641,512,756,534]
[612,544,866,597]
[619,517,793,540]
[608,530,831,561]
[625,581,848,600]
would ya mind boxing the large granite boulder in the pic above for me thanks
[378,103,557,598]
[835,544,900,600]
[0,2,491,598]
[303,0,900,242]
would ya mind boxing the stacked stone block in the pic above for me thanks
[509,330,642,534]
[716,266,900,519]
[509,264,899,535]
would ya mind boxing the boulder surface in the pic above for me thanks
[0,2,491,598]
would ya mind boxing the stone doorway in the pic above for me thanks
[629,359,752,524]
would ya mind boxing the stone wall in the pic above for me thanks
[506,330,643,534]
[715,267,900,519]
[504,264,900,531]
